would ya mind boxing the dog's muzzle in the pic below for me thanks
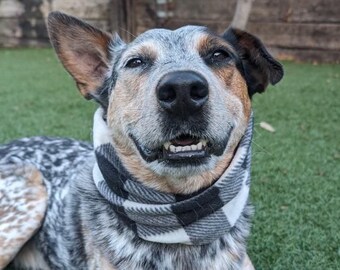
[127,71,231,165]
[155,71,211,162]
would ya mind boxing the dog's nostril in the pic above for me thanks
[158,85,176,103]
[190,83,209,101]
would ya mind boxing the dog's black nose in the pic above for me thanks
[156,71,209,117]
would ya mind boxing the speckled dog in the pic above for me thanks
[0,12,283,270]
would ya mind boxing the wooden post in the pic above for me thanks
[109,0,136,41]
[231,0,254,30]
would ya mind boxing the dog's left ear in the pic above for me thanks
[223,28,284,95]
[47,12,121,102]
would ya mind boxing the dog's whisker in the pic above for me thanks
[252,141,273,156]
[118,27,137,39]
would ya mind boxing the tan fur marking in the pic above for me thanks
[107,73,174,192]
[215,67,251,118]
[197,34,251,118]
[129,43,158,62]
[196,34,235,56]
[82,225,117,270]
[0,165,47,269]
[108,112,247,195]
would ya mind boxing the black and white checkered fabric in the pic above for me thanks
[92,108,253,245]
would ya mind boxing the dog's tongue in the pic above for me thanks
[172,137,196,146]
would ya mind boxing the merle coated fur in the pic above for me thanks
[1,11,283,270]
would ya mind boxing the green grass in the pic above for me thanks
[0,48,97,142]
[1,48,339,269]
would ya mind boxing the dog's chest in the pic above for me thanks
[78,177,249,270]
[86,238,242,270]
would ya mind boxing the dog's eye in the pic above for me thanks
[210,50,230,63]
[125,58,144,68]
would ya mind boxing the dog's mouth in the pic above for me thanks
[162,135,209,160]
[130,127,232,165]
[129,133,212,164]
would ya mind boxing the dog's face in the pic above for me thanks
[48,12,283,193]
[107,27,252,177]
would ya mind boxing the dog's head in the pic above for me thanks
[47,12,283,193]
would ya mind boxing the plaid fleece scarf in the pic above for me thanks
[92,108,253,245]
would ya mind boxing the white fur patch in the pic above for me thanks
[93,108,113,148]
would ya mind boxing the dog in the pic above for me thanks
[0,11,283,270]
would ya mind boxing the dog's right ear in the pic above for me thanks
[47,12,120,101]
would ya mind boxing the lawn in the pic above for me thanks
[0,48,339,269]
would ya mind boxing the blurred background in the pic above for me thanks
[0,0,339,63]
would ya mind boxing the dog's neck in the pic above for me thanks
[92,108,253,245]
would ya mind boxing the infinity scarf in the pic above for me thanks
[92,108,253,245]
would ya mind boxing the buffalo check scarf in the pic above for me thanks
[92,108,253,245]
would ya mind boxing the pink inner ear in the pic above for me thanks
[77,51,108,79]
[48,12,113,98]
[58,40,110,98]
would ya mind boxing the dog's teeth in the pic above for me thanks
[183,146,191,151]
[164,142,171,150]
[168,139,208,154]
